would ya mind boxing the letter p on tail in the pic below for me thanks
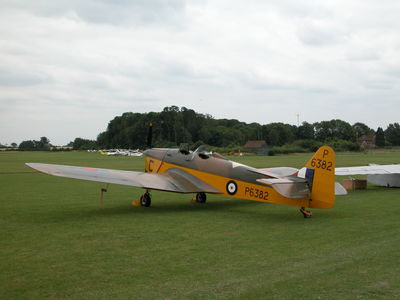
[304,146,336,209]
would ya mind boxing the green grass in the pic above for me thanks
[1,150,400,299]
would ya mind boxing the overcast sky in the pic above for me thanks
[1,0,399,145]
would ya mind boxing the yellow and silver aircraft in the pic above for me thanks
[26,145,338,218]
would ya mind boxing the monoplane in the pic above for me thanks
[27,145,339,218]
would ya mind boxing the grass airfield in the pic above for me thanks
[1,150,400,299]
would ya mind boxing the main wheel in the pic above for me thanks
[196,192,207,203]
[140,192,152,207]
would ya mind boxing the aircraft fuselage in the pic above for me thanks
[144,148,311,207]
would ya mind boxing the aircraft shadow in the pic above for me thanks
[43,198,339,225]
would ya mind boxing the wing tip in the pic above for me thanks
[26,162,41,169]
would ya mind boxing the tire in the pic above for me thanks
[140,193,151,207]
[196,192,207,203]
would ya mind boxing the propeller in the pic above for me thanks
[146,122,153,149]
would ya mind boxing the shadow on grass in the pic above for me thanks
[52,199,260,218]
[33,197,344,227]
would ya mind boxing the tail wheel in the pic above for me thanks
[196,192,207,204]
[299,207,312,218]
[140,192,152,207]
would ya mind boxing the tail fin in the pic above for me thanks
[304,146,336,209]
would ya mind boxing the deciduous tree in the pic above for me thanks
[385,123,400,146]
[375,127,385,147]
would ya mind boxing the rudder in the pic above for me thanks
[304,146,336,209]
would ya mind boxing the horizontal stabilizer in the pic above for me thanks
[335,182,348,195]
[257,177,310,199]
[256,167,299,178]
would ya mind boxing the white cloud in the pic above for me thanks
[0,0,399,145]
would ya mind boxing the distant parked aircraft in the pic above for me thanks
[336,164,400,187]
[99,149,143,157]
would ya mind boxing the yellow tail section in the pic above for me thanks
[304,146,335,209]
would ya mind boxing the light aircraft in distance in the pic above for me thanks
[99,149,143,157]
[336,164,400,187]
[26,145,342,218]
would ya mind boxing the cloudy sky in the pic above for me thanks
[1,0,399,145]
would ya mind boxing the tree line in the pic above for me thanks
[14,137,52,151]
[12,106,400,153]
[85,106,400,152]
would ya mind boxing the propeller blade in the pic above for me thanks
[146,122,153,148]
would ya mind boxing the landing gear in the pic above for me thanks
[300,207,312,218]
[100,187,107,208]
[195,192,207,204]
[140,191,152,207]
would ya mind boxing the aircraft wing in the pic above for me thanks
[26,163,222,194]
[335,164,400,175]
